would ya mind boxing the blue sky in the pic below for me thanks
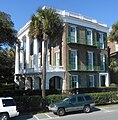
[0,0,118,31]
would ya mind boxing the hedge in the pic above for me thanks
[14,91,118,113]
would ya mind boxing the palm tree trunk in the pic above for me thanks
[42,33,48,98]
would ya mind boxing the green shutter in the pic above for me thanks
[105,54,108,72]
[93,52,96,70]
[104,33,107,49]
[86,52,88,70]
[68,50,71,70]
[97,32,100,48]
[93,30,96,46]
[69,76,72,89]
[86,75,89,88]
[77,50,80,70]
[94,75,97,87]
[54,53,56,65]
[77,27,79,43]
[85,29,87,44]
[68,25,71,43]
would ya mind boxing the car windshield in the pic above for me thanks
[63,97,69,102]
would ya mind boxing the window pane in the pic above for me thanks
[85,95,92,101]
[77,96,84,102]
[2,99,16,107]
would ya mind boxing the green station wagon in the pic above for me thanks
[48,94,95,116]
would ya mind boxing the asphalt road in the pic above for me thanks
[13,105,118,120]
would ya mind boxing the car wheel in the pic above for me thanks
[0,113,9,120]
[83,105,91,113]
[57,108,65,116]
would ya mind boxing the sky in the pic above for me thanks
[0,0,118,31]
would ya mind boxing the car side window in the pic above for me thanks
[70,97,76,103]
[2,99,16,107]
[77,96,84,102]
[84,95,92,101]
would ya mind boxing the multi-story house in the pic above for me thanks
[15,8,109,92]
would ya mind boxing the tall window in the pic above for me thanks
[23,36,26,69]
[87,51,93,70]
[87,29,93,45]
[100,54,105,70]
[88,75,94,87]
[70,26,77,43]
[69,50,77,70]
[71,75,78,88]
[99,33,104,49]
[55,51,60,66]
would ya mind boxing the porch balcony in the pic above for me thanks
[19,65,65,74]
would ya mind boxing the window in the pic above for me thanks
[69,50,77,70]
[87,52,93,70]
[100,54,105,70]
[72,75,78,88]
[55,51,60,66]
[88,75,94,87]
[87,29,93,45]
[99,33,104,49]
[77,96,84,102]
[70,26,77,43]
[70,97,76,103]
[2,99,16,107]
[84,95,92,101]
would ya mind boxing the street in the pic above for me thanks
[13,105,118,120]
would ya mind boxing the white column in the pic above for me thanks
[33,38,38,70]
[20,40,24,72]
[26,36,30,70]
[15,44,19,74]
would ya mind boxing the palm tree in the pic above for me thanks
[29,7,63,98]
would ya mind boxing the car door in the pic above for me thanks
[76,96,85,110]
[66,96,78,112]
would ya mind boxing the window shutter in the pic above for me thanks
[69,76,72,89]
[105,54,107,72]
[93,52,96,70]
[103,33,107,49]
[54,53,56,65]
[68,25,71,43]
[68,50,71,70]
[77,50,80,70]
[94,75,97,87]
[86,75,89,88]
[93,30,96,46]
[97,32,100,48]
[85,29,87,44]
[86,52,88,70]
[77,27,79,43]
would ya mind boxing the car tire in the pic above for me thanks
[57,108,65,116]
[0,113,9,120]
[83,105,91,113]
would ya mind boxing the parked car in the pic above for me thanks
[48,94,95,116]
[0,97,19,120]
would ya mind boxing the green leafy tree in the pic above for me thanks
[0,11,17,48]
[29,7,63,98]
[109,22,118,72]
[109,22,118,42]
[109,58,118,72]
[0,47,15,83]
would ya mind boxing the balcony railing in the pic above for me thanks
[67,65,105,71]
[19,66,65,74]
[67,37,106,49]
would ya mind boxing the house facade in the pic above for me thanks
[15,9,109,92]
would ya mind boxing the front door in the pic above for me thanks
[100,75,106,87]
